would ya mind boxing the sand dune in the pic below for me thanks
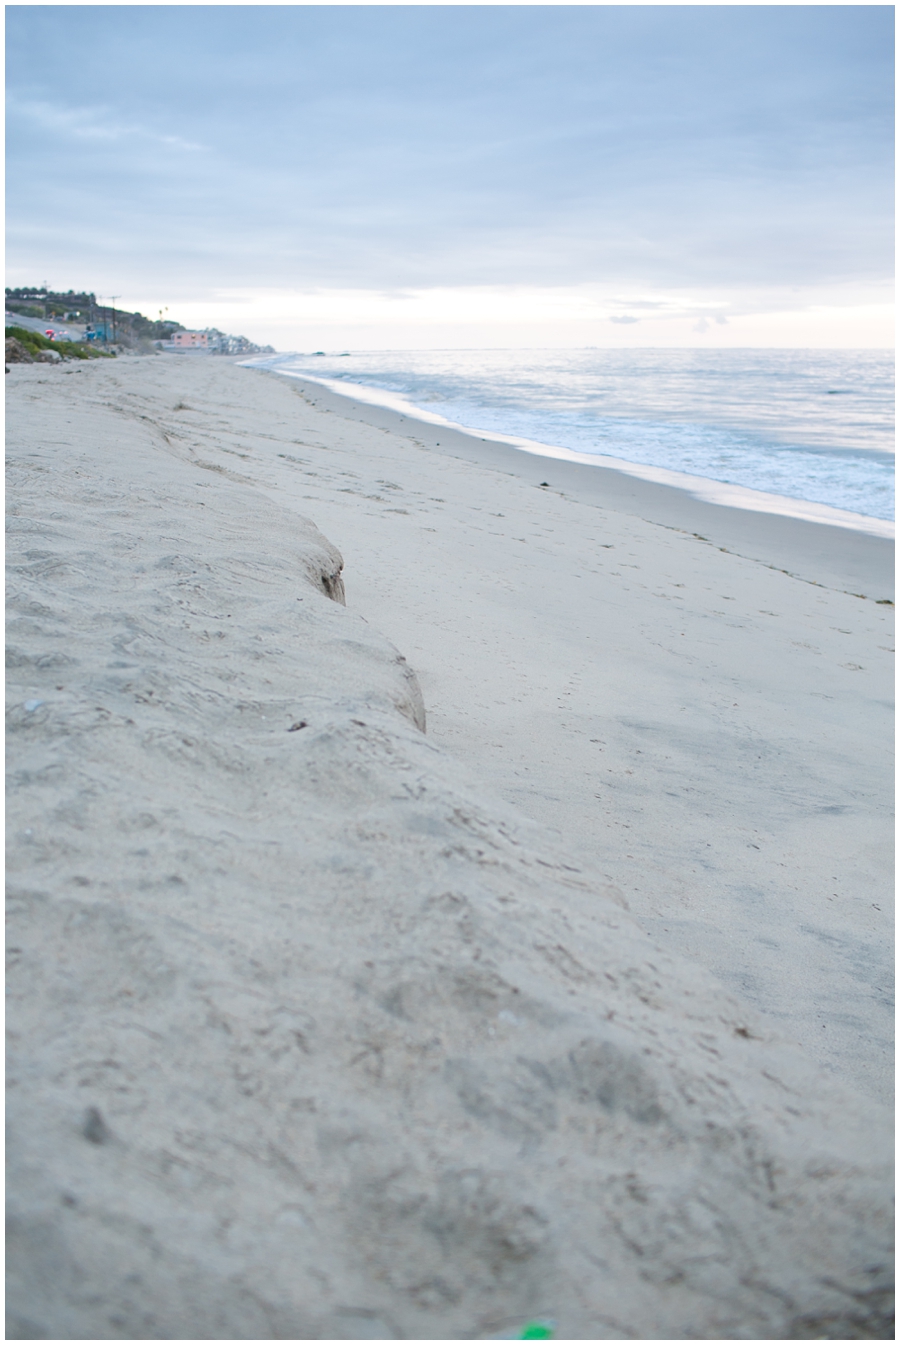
[6,356,892,1339]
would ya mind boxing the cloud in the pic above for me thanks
[692,312,735,332]
[123,285,892,352]
[6,95,206,152]
[4,6,892,341]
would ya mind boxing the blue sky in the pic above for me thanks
[6,5,894,348]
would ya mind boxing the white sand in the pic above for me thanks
[249,363,892,1104]
[6,355,893,1340]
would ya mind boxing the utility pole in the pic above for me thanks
[110,296,121,345]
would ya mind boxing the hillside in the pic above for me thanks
[5,287,274,355]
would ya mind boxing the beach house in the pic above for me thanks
[170,330,209,350]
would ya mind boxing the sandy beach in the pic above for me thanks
[259,369,894,1107]
[6,354,893,1339]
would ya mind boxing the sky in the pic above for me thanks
[5,4,895,350]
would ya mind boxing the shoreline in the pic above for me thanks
[260,363,894,538]
[7,355,892,1338]
[238,357,893,1105]
[252,363,894,602]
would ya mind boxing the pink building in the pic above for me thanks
[171,331,208,348]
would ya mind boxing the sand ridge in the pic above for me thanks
[6,356,893,1339]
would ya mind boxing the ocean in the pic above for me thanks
[251,348,894,525]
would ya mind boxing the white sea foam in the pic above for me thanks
[249,348,895,530]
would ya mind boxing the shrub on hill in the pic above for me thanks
[5,303,46,320]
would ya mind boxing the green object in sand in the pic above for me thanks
[518,1323,554,1340]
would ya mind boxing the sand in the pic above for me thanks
[228,363,892,1104]
[6,355,893,1339]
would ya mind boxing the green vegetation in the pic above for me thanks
[6,288,184,347]
[6,325,114,361]
[5,303,46,320]
[6,288,96,321]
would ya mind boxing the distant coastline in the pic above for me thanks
[5,285,275,357]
